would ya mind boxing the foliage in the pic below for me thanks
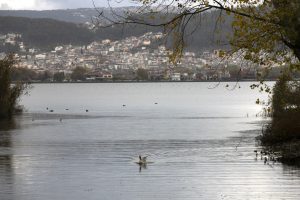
[70,67,88,81]
[0,55,28,119]
[96,0,300,164]
[0,16,94,50]
[95,0,298,65]
[53,72,65,82]
[136,68,149,80]
[226,64,241,79]
[261,72,300,142]
[231,0,300,66]
[11,67,38,81]
[0,14,233,52]
[39,71,52,82]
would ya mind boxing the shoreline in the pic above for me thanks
[15,79,277,84]
[264,141,300,167]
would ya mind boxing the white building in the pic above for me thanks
[171,73,181,81]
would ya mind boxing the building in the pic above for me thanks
[171,73,181,81]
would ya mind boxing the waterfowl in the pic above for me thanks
[264,157,268,164]
[254,150,258,157]
[140,155,147,161]
[137,155,148,165]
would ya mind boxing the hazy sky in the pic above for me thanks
[0,0,138,10]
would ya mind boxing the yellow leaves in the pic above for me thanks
[230,3,291,66]
[218,50,226,58]
[256,98,260,104]
[290,63,300,71]
[138,0,299,67]
[244,53,252,60]
[166,30,185,65]
[203,0,209,6]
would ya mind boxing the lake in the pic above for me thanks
[1,82,300,200]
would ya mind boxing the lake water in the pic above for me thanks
[1,82,300,200]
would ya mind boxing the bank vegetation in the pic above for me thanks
[0,55,28,119]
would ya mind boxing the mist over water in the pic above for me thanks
[1,82,300,200]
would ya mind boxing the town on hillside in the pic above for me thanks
[0,32,296,82]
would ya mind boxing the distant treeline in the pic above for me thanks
[0,10,232,51]
[10,65,300,83]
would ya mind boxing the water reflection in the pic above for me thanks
[1,115,300,200]
[0,83,299,199]
[0,119,15,200]
[282,165,300,177]
[0,118,17,131]
[138,163,148,173]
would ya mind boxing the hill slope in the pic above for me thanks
[0,16,95,50]
[0,9,233,51]
[0,8,132,24]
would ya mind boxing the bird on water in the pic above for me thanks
[138,155,148,164]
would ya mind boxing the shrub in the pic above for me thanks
[261,73,300,143]
[0,55,28,119]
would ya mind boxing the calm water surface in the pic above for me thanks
[1,82,300,200]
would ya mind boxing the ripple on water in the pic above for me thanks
[1,83,299,199]
[1,133,300,200]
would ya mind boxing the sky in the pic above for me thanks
[0,0,138,10]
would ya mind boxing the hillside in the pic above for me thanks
[0,9,233,52]
[0,16,95,50]
[0,8,132,24]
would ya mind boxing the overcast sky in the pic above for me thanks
[0,0,138,10]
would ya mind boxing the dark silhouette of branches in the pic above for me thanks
[0,55,28,119]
